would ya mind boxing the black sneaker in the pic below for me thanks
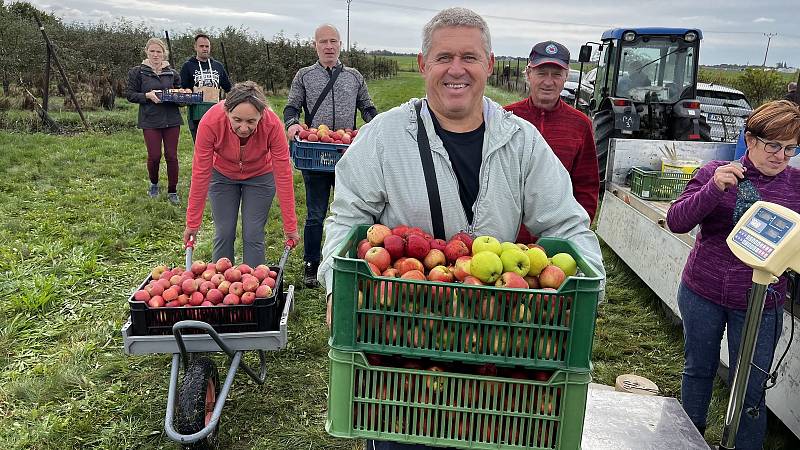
[304,261,320,288]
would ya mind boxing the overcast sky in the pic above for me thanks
[29,0,800,67]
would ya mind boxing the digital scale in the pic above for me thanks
[722,201,800,449]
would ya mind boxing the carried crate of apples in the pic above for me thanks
[128,257,284,336]
[290,123,359,172]
[326,350,591,449]
[329,224,603,371]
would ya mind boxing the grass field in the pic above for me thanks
[0,71,797,449]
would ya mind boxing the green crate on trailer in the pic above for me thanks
[330,225,603,371]
[628,167,694,201]
[326,349,591,449]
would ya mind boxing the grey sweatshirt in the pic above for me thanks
[318,97,605,293]
[283,61,377,130]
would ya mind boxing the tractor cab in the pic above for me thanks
[582,28,711,182]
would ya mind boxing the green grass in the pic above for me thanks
[0,71,797,449]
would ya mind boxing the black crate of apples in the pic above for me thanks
[128,258,283,336]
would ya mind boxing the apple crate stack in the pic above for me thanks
[290,124,358,172]
[326,224,603,449]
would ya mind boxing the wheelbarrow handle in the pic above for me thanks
[277,240,295,272]
[185,236,195,272]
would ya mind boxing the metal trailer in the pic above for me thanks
[596,138,800,439]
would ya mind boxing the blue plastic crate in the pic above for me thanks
[290,139,349,172]
[156,91,204,104]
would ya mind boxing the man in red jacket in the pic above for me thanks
[505,41,599,242]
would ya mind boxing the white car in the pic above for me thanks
[561,69,593,110]
[696,82,753,142]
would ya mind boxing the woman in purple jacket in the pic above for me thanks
[666,100,800,449]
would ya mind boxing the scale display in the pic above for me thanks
[732,207,796,261]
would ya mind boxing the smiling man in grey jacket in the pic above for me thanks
[320,5,604,298]
[321,7,603,413]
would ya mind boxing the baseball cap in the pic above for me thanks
[529,41,570,69]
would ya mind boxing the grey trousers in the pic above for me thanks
[209,169,275,266]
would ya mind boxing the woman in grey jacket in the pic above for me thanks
[126,37,184,204]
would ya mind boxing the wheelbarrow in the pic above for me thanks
[122,240,295,448]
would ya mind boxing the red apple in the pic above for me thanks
[216,257,232,273]
[133,290,150,302]
[190,261,207,275]
[238,264,252,275]
[181,278,197,295]
[198,281,214,295]
[241,291,256,305]
[223,293,240,305]
[261,277,276,289]
[381,267,400,278]
[427,265,454,283]
[200,301,214,307]
[451,232,474,250]
[367,262,381,276]
[206,289,223,304]
[224,268,242,282]
[357,238,373,259]
[242,277,260,292]
[495,272,528,289]
[429,238,447,251]
[148,296,165,308]
[162,286,179,302]
[165,300,181,308]
[217,280,231,295]
[423,249,446,271]
[256,285,273,298]
[144,282,164,297]
[367,224,392,246]
[229,281,244,297]
[364,247,392,272]
[538,265,566,289]
[269,270,278,278]
[444,239,470,264]
[200,269,216,281]
[189,291,205,306]
[252,266,269,282]
[391,225,410,237]
[397,257,424,275]
[405,234,430,260]
[524,275,540,289]
[382,234,406,261]
[452,256,472,281]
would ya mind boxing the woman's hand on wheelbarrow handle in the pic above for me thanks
[284,231,300,249]
[184,227,199,248]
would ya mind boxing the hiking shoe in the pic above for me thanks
[167,192,180,205]
[304,261,320,288]
[148,183,159,198]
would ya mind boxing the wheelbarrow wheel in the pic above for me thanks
[176,356,219,449]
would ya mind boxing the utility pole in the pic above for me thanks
[347,0,353,52]
[762,33,777,67]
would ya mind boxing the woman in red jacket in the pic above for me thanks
[183,81,299,266]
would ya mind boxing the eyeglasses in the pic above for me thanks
[754,135,800,157]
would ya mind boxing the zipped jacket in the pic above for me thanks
[283,61,377,130]
[126,61,183,129]
[318,97,604,293]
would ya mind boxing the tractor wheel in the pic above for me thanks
[176,357,220,450]
[592,109,616,185]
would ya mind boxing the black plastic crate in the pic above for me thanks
[127,264,284,336]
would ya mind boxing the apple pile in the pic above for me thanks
[297,123,358,145]
[358,224,579,291]
[354,354,561,446]
[131,258,278,308]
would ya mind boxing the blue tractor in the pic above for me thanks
[582,28,712,181]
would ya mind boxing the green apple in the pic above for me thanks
[470,251,503,284]
[525,247,549,276]
[500,248,530,277]
[551,253,577,277]
[500,242,520,254]
[472,236,502,256]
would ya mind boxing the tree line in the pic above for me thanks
[0,1,398,109]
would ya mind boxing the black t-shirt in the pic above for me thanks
[429,111,485,223]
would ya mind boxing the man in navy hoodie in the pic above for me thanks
[180,33,232,141]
